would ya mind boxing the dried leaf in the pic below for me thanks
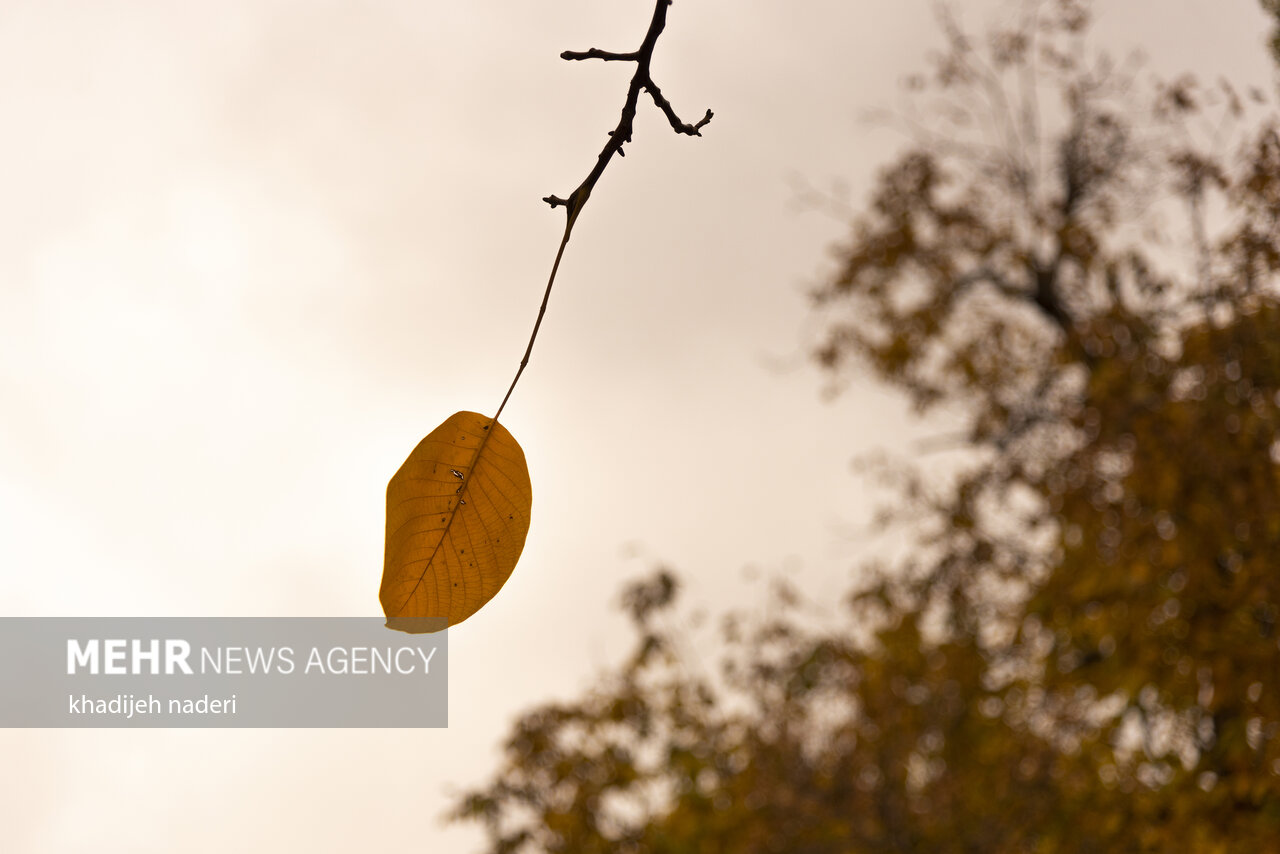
[381,411,532,632]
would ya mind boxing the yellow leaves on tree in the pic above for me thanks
[380,411,532,632]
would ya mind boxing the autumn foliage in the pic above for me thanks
[452,2,1280,850]
[381,411,532,631]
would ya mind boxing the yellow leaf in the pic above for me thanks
[381,411,532,632]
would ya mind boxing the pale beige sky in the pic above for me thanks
[0,1,1273,851]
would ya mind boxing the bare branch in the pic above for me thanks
[542,0,714,221]
[644,79,713,136]
[560,48,639,62]
[495,0,713,423]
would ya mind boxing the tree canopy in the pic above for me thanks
[452,2,1280,851]
[1265,0,1280,67]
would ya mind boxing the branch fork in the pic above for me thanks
[539,0,713,216]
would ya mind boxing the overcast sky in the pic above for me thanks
[1,1,1273,850]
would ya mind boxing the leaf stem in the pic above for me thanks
[493,222,574,423]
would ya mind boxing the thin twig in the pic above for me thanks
[492,0,713,423]
[561,48,638,62]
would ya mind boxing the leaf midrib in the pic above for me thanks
[396,416,500,615]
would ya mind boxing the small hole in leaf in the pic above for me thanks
[450,469,464,479]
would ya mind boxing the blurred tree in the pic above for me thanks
[452,2,1280,850]
[1265,0,1280,67]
